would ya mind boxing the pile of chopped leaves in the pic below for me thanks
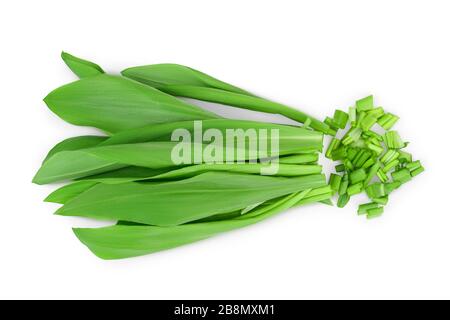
[325,95,424,219]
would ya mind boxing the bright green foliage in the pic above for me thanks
[73,188,328,259]
[279,153,318,164]
[121,64,329,133]
[33,119,323,185]
[43,136,107,163]
[57,172,327,226]
[61,52,105,78]
[33,54,425,260]
[45,181,98,204]
[44,74,219,134]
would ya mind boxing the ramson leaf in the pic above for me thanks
[73,189,314,259]
[122,64,330,133]
[61,52,105,78]
[57,172,327,226]
[44,74,219,134]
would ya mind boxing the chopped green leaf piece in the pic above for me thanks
[364,161,381,187]
[362,157,376,169]
[332,147,348,161]
[335,164,346,172]
[391,168,412,183]
[324,117,339,130]
[326,138,341,159]
[339,175,349,196]
[365,130,384,141]
[333,110,349,129]
[398,151,412,163]
[383,159,400,173]
[350,168,367,184]
[329,174,342,192]
[342,127,362,145]
[358,202,380,215]
[406,160,422,172]
[385,131,405,149]
[356,95,374,112]
[337,193,350,208]
[378,113,399,130]
[347,148,358,161]
[372,196,389,205]
[367,143,383,155]
[376,169,388,183]
[381,149,400,164]
[349,106,357,125]
[360,114,378,131]
[366,183,386,199]
[367,207,384,219]
[344,159,354,171]
[347,182,364,196]
[366,107,385,119]
[354,151,372,168]
[411,166,425,177]
[356,112,367,128]
[384,181,402,194]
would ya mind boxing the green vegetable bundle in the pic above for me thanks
[35,53,424,259]
[34,53,332,259]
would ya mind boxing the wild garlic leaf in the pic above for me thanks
[144,163,323,180]
[122,63,250,95]
[33,149,125,185]
[61,52,105,78]
[73,189,313,259]
[43,136,107,163]
[56,172,326,226]
[34,120,323,185]
[103,119,324,153]
[44,74,219,134]
[77,166,172,184]
[45,181,98,204]
[122,64,329,133]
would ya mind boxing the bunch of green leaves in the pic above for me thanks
[32,53,333,259]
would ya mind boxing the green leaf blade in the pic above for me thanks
[61,52,105,78]
[57,172,326,226]
[44,74,219,133]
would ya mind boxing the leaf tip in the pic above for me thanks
[32,172,45,185]
[54,206,68,216]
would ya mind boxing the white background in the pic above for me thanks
[1,0,449,300]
